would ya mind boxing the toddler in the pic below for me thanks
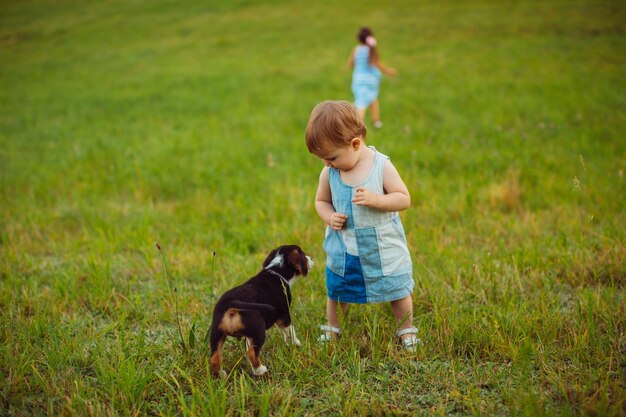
[305,100,420,351]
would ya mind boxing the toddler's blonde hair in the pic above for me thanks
[305,100,366,156]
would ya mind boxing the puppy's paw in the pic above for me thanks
[219,370,227,379]
[252,365,268,376]
[293,338,302,347]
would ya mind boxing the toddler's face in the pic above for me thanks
[316,139,361,171]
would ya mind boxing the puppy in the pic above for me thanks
[209,245,313,377]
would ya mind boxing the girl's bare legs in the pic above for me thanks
[369,100,381,124]
[390,295,414,341]
[326,298,349,331]
[356,107,367,121]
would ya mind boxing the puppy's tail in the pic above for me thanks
[229,301,275,313]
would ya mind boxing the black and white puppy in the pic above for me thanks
[209,245,313,377]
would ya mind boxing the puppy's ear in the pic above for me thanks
[263,249,278,268]
[287,249,308,276]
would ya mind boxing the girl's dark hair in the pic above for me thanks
[357,27,379,64]
[357,27,373,44]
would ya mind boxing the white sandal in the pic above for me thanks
[396,327,421,352]
[318,325,342,343]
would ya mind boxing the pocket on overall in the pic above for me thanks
[377,218,412,276]
[355,227,383,277]
[322,228,346,276]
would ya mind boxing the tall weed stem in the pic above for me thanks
[156,242,187,353]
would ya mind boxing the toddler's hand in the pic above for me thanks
[329,212,348,230]
[352,186,379,207]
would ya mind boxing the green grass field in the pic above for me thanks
[1,0,625,415]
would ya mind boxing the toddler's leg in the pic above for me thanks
[326,298,349,328]
[390,295,414,341]
[319,298,349,341]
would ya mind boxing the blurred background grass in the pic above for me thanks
[1,0,625,415]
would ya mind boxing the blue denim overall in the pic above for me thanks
[323,148,414,303]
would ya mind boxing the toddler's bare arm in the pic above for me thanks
[352,160,410,212]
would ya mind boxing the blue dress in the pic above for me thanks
[352,45,382,109]
[323,148,414,304]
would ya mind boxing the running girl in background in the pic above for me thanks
[349,27,397,128]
